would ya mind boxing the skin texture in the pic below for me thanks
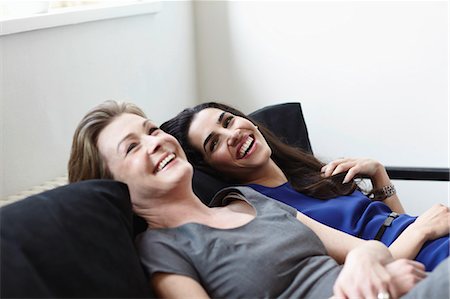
[97,113,192,206]
[94,111,427,299]
[188,108,287,187]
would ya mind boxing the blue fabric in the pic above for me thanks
[248,182,449,271]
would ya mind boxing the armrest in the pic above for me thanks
[386,166,450,181]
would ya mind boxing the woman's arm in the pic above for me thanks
[322,158,450,260]
[298,203,449,265]
[297,213,412,298]
[296,211,366,263]
[321,158,405,213]
[368,162,405,214]
[152,273,210,299]
[389,204,450,260]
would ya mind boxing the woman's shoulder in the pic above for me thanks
[209,186,266,206]
[135,227,173,245]
[210,186,298,217]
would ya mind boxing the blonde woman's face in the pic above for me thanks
[188,108,272,181]
[97,113,192,200]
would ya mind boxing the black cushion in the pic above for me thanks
[193,102,312,205]
[0,179,153,298]
[249,102,312,154]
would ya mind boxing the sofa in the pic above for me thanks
[1,179,153,298]
[2,102,447,298]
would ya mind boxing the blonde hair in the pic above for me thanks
[68,100,147,183]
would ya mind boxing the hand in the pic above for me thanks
[332,241,394,299]
[410,204,450,240]
[321,158,386,184]
[384,259,427,298]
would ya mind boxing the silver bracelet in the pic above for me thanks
[368,184,396,201]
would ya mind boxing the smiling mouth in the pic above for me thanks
[156,153,176,173]
[238,135,255,159]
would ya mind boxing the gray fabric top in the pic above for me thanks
[136,186,341,298]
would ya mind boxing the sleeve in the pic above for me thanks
[136,232,200,283]
[238,186,298,217]
[212,185,299,217]
[267,197,298,216]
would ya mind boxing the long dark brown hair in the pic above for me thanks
[161,102,357,199]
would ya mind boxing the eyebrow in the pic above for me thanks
[202,111,225,153]
[116,119,151,153]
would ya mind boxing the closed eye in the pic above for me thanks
[126,142,138,155]
[148,126,159,135]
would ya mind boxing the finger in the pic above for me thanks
[337,285,361,299]
[322,162,339,177]
[375,285,391,299]
[322,165,335,178]
[407,260,425,271]
[342,166,362,183]
[343,172,353,184]
[331,161,357,176]
[414,269,428,280]
[408,261,427,279]
[370,269,392,299]
[333,285,347,299]
[387,285,398,299]
[322,158,350,175]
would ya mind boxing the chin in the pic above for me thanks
[171,163,194,184]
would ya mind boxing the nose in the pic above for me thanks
[143,135,161,155]
[227,129,242,147]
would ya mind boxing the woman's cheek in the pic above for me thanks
[217,148,235,163]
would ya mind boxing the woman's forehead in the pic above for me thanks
[98,114,148,147]
[190,108,222,131]
[116,113,153,125]
[195,108,224,122]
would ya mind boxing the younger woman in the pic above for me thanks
[161,102,450,271]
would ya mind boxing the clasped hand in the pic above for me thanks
[332,242,426,299]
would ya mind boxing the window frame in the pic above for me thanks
[0,0,161,36]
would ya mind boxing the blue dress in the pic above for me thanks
[248,182,449,271]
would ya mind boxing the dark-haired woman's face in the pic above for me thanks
[187,108,272,180]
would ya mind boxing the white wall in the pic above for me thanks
[1,1,448,214]
[0,1,198,197]
[194,1,449,214]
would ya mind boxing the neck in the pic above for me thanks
[245,159,288,187]
[133,187,213,229]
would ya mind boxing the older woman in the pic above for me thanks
[161,102,449,271]
[68,100,448,299]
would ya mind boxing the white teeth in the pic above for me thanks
[239,136,254,158]
[157,153,176,172]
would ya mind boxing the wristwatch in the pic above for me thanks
[368,184,396,201]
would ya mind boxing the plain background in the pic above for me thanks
[1,1,448,215]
